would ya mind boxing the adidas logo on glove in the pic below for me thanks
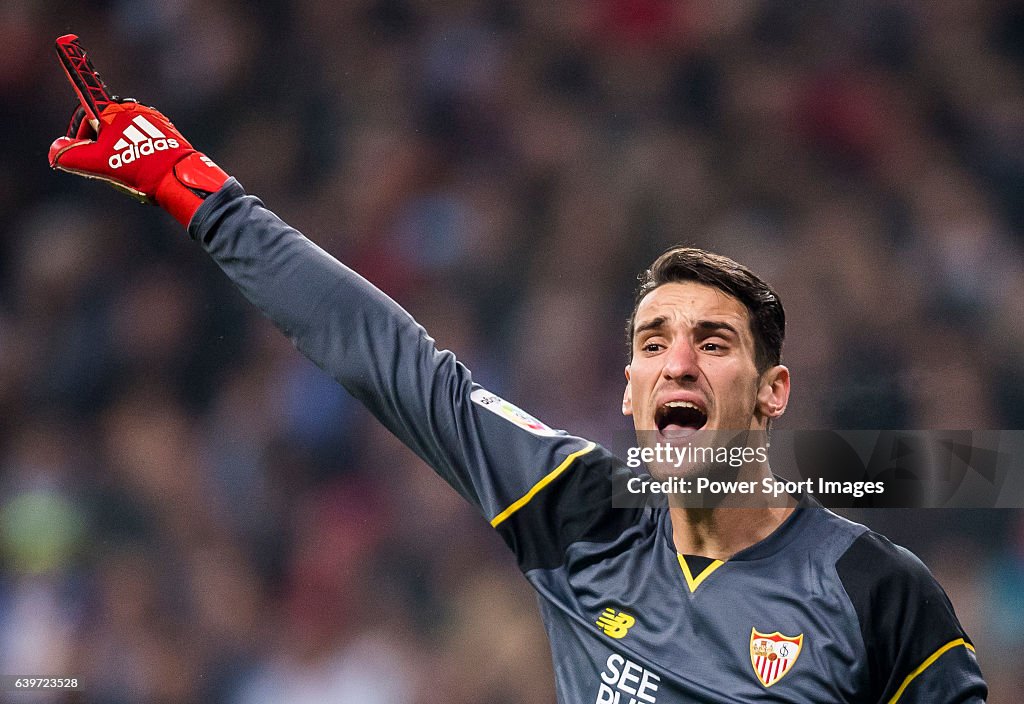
[50,35,231,227]
[108,115,180,169]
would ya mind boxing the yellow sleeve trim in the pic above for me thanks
[677,554,725,593]
[489,442,596,528]
[888,638,976,704]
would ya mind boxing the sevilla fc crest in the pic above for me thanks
[750,628,803,687]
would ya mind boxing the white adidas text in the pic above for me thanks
[108,138,180,169]
[108,115,179,169]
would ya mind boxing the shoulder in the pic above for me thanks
[835,526,957,648]
[493,441,650,572]
[788,503,933,586]
[833,526,983,702]
[836,529,940,597]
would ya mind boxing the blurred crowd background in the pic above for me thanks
[1,0,1023,701]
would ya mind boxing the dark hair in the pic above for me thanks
[626,247,785,373]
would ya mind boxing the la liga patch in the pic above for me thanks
[471,388,559,437]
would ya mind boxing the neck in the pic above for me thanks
[667,463,796,560]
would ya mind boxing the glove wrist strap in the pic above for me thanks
[155,152,230,228]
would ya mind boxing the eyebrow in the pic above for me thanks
[635,317,740,336]
[695,320,740,338]
[633,316,667,338]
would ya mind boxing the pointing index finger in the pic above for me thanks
[54,34,115,133]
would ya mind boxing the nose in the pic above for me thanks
[662,338,700,383]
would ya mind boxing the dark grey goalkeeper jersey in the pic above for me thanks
[191,181,987,703]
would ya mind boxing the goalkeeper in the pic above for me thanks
[49,64,987,703]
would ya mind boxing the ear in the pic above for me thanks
[622,365,633,416]
[756,365,790,420]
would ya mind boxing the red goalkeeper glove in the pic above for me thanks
[48,36,229,228]
[49,102,230,227]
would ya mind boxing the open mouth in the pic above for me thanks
[656,401,708,439]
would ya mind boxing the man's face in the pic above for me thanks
[623,281,788,456]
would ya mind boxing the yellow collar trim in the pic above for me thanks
[677,554,725,593]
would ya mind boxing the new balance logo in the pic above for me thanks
[597,608,636,639]
[108,115,180,169]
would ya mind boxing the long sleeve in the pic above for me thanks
[188,180,632,567]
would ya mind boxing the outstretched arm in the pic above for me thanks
[190,179,541,507]
[46,37,631,561]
